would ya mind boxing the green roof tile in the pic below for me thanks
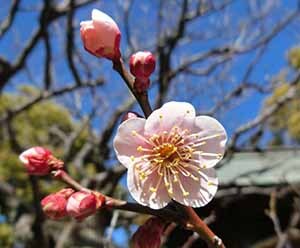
[218,149,300,186]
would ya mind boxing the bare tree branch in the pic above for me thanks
[0,0,21,37]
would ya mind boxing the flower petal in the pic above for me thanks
[145,102,196,135]
[114,118,147,168]
[92,9,120,50]
[92,9,118,27]
[80,21,102,52]
[19,147,41,164]
[191,116,227,168]
[80,9,121,60]
[171,168,218,208]
[127,163,170,209]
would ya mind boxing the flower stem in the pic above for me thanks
[112,58,152,118]
[52,170,225,247]
[177,203,226,248]
[52,170,181,223]
[52,170,85,191]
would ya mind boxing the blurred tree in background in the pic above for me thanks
[0,0,300,247]
[266,47,300,145]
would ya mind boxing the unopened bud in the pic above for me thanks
[130,51,156,79]
[41,196,65,220]
[66,191,104,221]
[56,188,75,199]
[131,217,166,248]
[19,147,63,175]
[80,9,121,61]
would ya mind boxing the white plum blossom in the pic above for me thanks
[114,102,227,209]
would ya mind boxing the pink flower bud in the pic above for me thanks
[19,147,63,175]
[80,9,121,61]
[130,51,156,79]
[133,78,151,93]
[121,111,141,122]
[66,191,104,221]
[131,217,166,248]
[56,188,75,199]
[41,194,67,220]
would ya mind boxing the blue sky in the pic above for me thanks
[1,0,299,136]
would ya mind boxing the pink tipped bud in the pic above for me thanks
[130,51,156,79]
[121,111,141,122]
[19,147,63,175]
[56,188,75,199]
[131,217,166,248]
[80,9,121,61]
[41,194,67,220]
[133,78,150,93]
[66,191,104,221]
[93,191,106,209]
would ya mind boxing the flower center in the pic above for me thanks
[131,125,223,197]
[155,143,177,159]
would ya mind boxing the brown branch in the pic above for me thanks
[94,97,136,169]
[176,203,225,248]
[63,115,93,164]
[52,170,182,224]
[182,232,200,248]
[55,221,76,248]
[155,4,298,109]
[43,28,52,90]
[4,116,22,153]
[217,183,300,200]
[184,0,234,23]
[53,169,226,247]
[66,0,82,86]
[54,0,97,16]
[98,97,135,147]
[265,191,292,248]
[0,180,15,195]
[29,176,48,248]
[122,0,136,53]
[0,1,52,91]
[173,58,229,79]
[69,97,135,172]
[207,82,270,116]
[0,0,98,91]
[113,58,152,117]
[155,0,189,107]
[0,79,104,125]
[238,9,299,54]
[0,0,21,37]
[227,71,300,152]
[155,0,235,107]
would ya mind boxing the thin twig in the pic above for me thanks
[112,58,152,118]
[53,169,225,248]
[176,203,225,248]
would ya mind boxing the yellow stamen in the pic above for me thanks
[149,172,163,193]
[199,152,223,159]
[137,146,153,153]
